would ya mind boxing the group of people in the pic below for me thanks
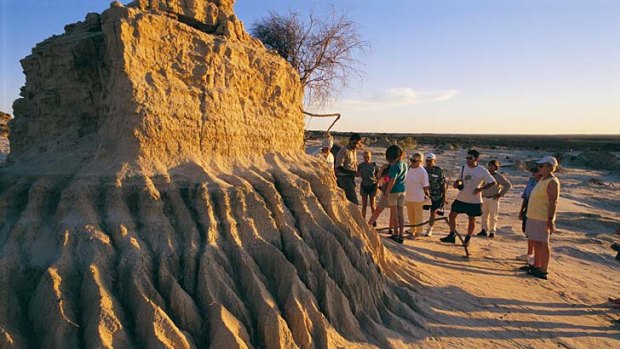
[315,133,561,280]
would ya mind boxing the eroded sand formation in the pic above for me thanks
[0,1,424,348]
[0,112,9,139]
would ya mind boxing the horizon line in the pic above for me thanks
[305,130,620,137]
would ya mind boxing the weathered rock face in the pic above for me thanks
[9,1,303,175]
[0,112,9,138]
[0,112,9,165]
[1,1,423,348]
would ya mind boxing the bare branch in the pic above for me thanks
[250,8,369,106]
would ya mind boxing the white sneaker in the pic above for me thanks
[527,256,535,265]
[516,253,532,261]
[424,227,433,237]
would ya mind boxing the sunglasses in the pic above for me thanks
[465,156,474,160]
[410,159,420,163]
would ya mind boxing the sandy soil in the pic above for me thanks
[309,141,620,348]
[1,139,618,347]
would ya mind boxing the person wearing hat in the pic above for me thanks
[314,136,335,170]
[335,133,362,204]
[522,155,560,280]
[440,149,496,247]
[478,160,512,238]
[516,164,543,263]
[404,152,430,239]
[424,152,447,236]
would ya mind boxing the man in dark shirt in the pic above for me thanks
[424,152,447,236]
[335,133,362,204]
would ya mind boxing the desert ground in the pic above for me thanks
[307,136,620,348]
[2,1,617,347]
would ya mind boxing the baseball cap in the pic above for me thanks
[536,155,558,167]
[425,152,436,160]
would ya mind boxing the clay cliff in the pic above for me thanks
[9,0,303,176]
[0,112,9,139]
[0,112,9,165]
[0,1,423,348]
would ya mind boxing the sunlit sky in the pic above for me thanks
[1,0,619,134]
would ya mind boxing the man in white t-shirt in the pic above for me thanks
[440,149,496,247]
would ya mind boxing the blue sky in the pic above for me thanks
[1,0,619,134]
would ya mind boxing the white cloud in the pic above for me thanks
[327,87,460,112]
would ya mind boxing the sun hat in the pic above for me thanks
[536,155,558,167]
[409,152,423,161]
[425,152,436,160]
[321,137,334,149]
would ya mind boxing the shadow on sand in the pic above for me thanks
[382,237,620,343]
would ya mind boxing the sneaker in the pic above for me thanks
[372,222,377,227]
[516,254,533,261]
[388,229,393,234]
[440,232,456,243]
[527,256,535,265]
[489,232,495,238]
[611,243,620,252]
[389,234,404,244]
[527,268,548,280]
[424,227,433,237]
[463,235,471,247]
[477,230,487,237]
[519,264,537,272]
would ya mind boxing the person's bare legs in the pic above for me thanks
[397,204,405,238]
[369,195,376,221]
[540,241,551,273]
[533,241,542,268]
[527,240,535,256]
[390,206,398,236]
[429,210,436,228]
[467,216,476,236]
[361,193,369,219]
[449,211,458,233]
[368,207,384,227]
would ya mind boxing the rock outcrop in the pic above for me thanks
[0,112,9,165]
[1,1,423,348]
[0,112,9,138]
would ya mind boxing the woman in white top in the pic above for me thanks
[405,152,430,238]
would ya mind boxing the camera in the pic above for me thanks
[455,179,464,190]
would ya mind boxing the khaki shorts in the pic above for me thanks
[525,218,550,242]
[388,192,405,207]
[377,194,390,208]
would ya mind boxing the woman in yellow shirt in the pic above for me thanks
[524,156,560,280]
